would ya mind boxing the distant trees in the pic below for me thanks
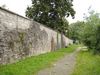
[68,21,84,43]
[26,0,75,34]
[68,10,100,54]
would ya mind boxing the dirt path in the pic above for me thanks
[36,47,81,75]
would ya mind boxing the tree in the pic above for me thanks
[81,11,100,53]
[57,18,69,34]
[68,21,84,43]
[26,0,75,33]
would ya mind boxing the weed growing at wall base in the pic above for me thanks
[0,45,79,75]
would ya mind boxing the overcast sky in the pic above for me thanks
[0,0,100,23]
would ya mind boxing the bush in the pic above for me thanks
[81,12,100,54]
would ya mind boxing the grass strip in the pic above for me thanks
[0,44,78,75]
[71,50,100,75]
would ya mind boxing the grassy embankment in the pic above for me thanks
[72,50,100,75]
[0,44,79,75]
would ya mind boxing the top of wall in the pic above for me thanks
[0,7,30,20]
[0,7,60,34]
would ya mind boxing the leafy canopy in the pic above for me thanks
[68,10,100,53]
[26,0,75,33]
[68,21,84,43]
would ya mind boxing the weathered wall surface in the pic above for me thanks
[0,7,72,64]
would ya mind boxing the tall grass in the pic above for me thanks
[71,51,100,75]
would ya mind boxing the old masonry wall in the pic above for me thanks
[0,7,73,64]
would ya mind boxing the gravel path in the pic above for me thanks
[36,47,81,75]
[37,47,81,75]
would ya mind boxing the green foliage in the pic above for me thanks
[58,18,69,34]
[68,10,100,53]
[18,32,25,45]
[81,11,100,53]
[26,0,75,33]
[68,21,84,43]
[0,45,78,75]
[71,51,100,75]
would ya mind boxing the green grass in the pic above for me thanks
[71,50,100,75]
[0,44,79,75]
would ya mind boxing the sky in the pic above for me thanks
[0,0,100,23]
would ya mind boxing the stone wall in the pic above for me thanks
[0,7,73,64]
